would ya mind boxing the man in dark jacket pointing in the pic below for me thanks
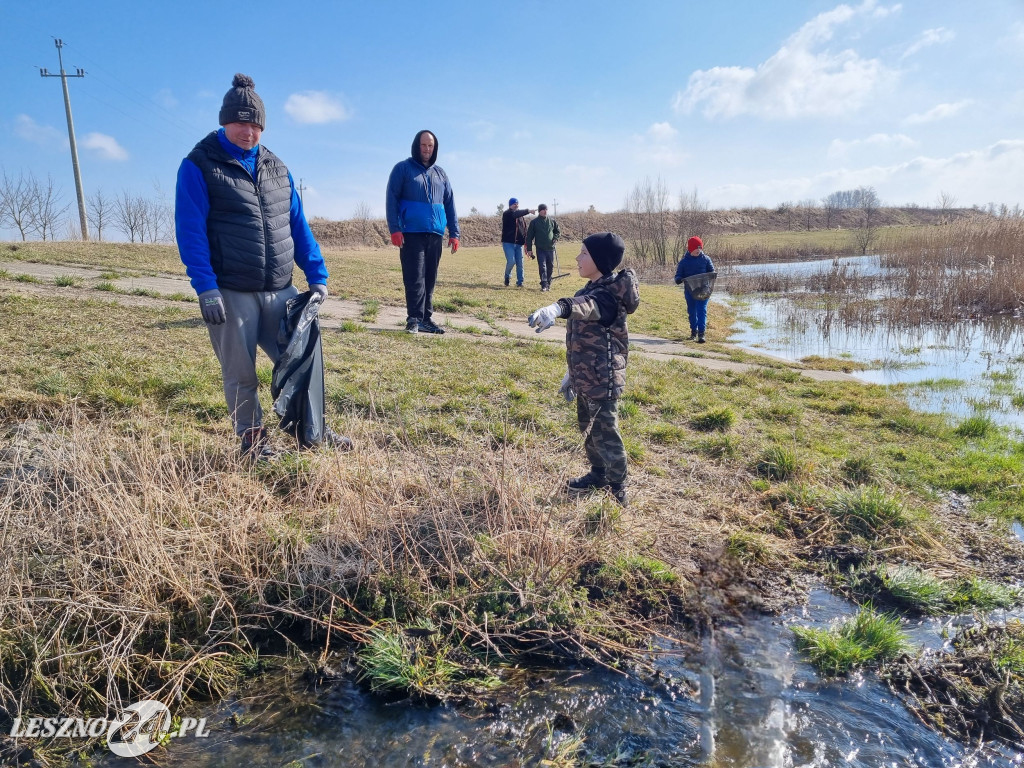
[175,73,351,461]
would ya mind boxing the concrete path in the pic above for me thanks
[0,259,862,383]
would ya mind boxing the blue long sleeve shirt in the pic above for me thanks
[175,128,328,295]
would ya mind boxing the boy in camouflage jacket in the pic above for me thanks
[528,232,640,506]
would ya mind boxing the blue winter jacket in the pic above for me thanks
[674,250,715,298]
[385,131,460,238]
[175,128,328,295]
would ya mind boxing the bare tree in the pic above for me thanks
[674,187,709,261]
[27,174,69,242]
[624,177,671,266]
[821,193,839,229]
[936,190,957,223]
[113,191,148,243]
[352,201,373,245]
[852,185,881,255]
[0,170,36,241]
[799,198,818,231]
[87,188,110,242]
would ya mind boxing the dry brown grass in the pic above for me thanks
[0,401,701,726]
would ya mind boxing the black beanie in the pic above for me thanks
[219,73,266,129]
[583,232,626,276]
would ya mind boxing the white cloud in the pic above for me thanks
[82,132,129,161]
[647,122,678,141]
[673,0,897,120]
[710,139,1024,208]
[828,132,916,157]
[901,27,954,59]
[13,114,65,147]
[903,100,972,125]
[283,91,350,124]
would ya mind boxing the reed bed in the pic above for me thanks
[724,219,1024,324]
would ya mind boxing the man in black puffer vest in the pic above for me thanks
[175,73,352,461]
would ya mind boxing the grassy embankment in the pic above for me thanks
[1,239,1023,757]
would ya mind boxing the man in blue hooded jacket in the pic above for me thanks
[385,130,460,334]
[175,73,351,461]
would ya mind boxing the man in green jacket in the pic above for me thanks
[525,203,560,292]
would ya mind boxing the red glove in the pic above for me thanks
[391,232,404,247]
[449,237,460,254]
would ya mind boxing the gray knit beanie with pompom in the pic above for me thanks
[219,73,265,129]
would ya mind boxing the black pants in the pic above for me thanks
[400,232,443,322]
[537,249,555,287]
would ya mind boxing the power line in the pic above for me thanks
[39,38,89,241]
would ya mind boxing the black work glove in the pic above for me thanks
[198,289,226,325]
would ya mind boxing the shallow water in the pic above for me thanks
[91,591,1024,767]
[723,256,1024,432]
[1013,521,1024,543]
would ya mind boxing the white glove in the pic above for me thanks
[310,284,328,302]
[528,302,562,333]
[559,371,576,402]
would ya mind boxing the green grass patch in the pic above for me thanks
[755,445,799,481]
[360,299,380,323]
[53,274,81,287]
[825,486,908,538]
[955,414,995,438]
[792,605,908,675]
[691,407,735,432]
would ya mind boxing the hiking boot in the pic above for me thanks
[516,282,523,288]
[322,426,354,452]
[406,319,419,334]
[418,318,446,334]
[697,333,706,344]
[568,468,607,494]
[609,483,629,507]
[504,276,510,287]
[687,330,697,341]
[240,426,277,464]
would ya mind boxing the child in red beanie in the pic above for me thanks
[673,236,715,342]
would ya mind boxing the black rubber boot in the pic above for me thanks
[697,333,706,344]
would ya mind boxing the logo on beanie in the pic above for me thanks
[237,109,252,121]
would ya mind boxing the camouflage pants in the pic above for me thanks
[576,395,627,484]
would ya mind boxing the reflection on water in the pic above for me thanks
[92,592,1024,767]
[1013,521,1024,543]
[723,256,1024,432]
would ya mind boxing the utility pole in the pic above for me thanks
[40,39,89,241]
[298,178,306,208]
[551,198,558,217]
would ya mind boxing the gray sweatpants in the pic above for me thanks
[207,285,299,435]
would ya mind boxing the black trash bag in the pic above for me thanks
[682,271,718,300]
[271,291,326,448]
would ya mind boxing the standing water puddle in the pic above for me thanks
[1013,521,1024,543]
[92,591,1024,767]
[723,256,1024,432]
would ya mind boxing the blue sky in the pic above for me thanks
[2,0,1023,238]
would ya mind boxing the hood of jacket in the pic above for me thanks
[601,268,641,315]
[411,130,438,168]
